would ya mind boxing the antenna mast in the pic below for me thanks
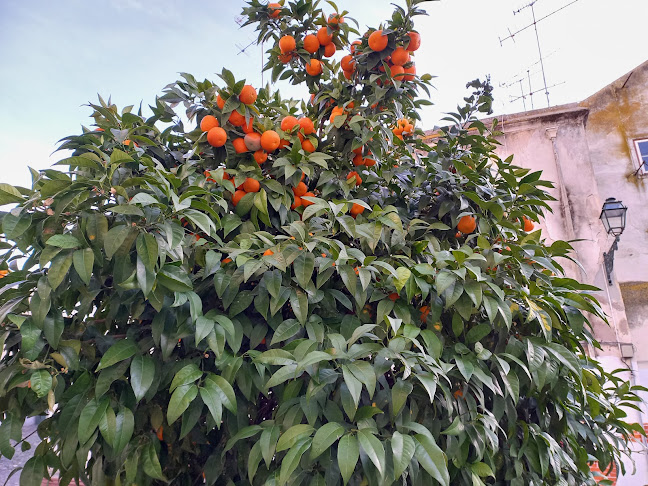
[500,0,580,109]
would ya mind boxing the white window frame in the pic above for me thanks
[632,138,648,176]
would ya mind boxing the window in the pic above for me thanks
[633,138,648,174]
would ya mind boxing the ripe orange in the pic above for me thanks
[291,196,302,209]
[232,190,246,206]
[352,146,363,155]
[303,34,320,54]
[279,35,296,53]
[350,40,362,54]
[207,127,227,147]
[457,215,477,234]
[293,182,307,197]
[391,47,410,66]
[200,115,219,132]
[353,154,364,166]
[388,292,399,301]
[368,30,388,51]
[343,70,353,80]
[281,116,299,132]
[233,137,248,153]
[278,138,290,149]
[420,305,430,323]
[302,139,316,153]
[390,65,405,79]
[243,178,260,193]
[157,426,164,441]
[298,117,315,135]
[316,27,333,46]
[261,130,281,151]
[242,117,254,133]
[347,171,362,186]
[217,94,226,110]
[278,52,293,63]
[228,110,246,126]
[341,55,355,72]
[364,158,376,167]
[328,13,344,25]
[254,149,268,164]
[323,43,336,57]
[329,106,345,123]
[263,249,274,256]
[350,203,365,217]
[523,217,534,232]
[222,171,231,180]
[222,257,232,265]
[301,192,315,206]
[239,85,257,105]
[406,31,421,52]
[403,63,416,81]
[305,58,323,76]
[244,132,262,151]
[268,2,281,18]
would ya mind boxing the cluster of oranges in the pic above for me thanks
[199,85,329,210]
[277,16,342,73]
[393,118,415,141]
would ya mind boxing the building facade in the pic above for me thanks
[424,60,648,485]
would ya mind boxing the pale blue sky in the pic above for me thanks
[1,0,645,187]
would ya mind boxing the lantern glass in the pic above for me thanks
[599,198,627,236]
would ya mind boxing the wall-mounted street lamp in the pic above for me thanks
[599,197,628,285]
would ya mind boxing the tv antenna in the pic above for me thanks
[499,0,580,108]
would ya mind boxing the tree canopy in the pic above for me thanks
[0,0,644,485]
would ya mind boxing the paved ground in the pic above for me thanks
[0,418,40,486]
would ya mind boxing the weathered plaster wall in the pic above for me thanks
[581,62,648,286]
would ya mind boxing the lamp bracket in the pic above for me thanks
[603,236,620,286]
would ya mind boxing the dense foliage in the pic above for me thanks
[0,0,645,485]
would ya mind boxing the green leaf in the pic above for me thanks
[104,225,132,259]
[195,316,215,345]
[97,339,138,371]
[342,365,362,411]
[357,429,385,477]
[391,379,413,417]
[277,424,314,452]
[205,374,237,414]
[310,422,345,460]
[158,265,193,292]
[256,349,295,366]
[48,252,73,290]
[130,355,155,402]
[271,319,301,345]
[394,267,411,293]
[43,314,64,349]
[170,364,202,393]
[137,233,158,270]
[266,364,299,389]
[293,252,315,288]
[46,234,80,249]
[20,456,44,486]
[200,380,224,427]
[73,248,94,286]
[167,384,198,425]
[466,323,491,344]
[347,361,376,398]
[110,148,133,164]
[30,369,52,399]
[113,407,134,453]
[99,406,116,447]
[470,462,494,478]
[392,431,416,479]
[279,437,311,485]
[414,433,449,486]
[78,398,109,444]
[338,434,359,485]
[111,204,144,216]
[142,442,167,481]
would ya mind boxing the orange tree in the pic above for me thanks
[0,1,644,485]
